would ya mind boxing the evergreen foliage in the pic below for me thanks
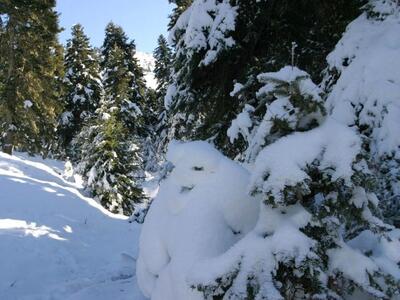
[73,23,149,215]
[75,110,144,216]
[159,0,400,299]
[102,44,144,132]
[153,35,172,103]
[101,22,147,131]
[165,0,364,158]
[195,67,400,300]
[0,0,398,298]
[59,24,102,156]
[228,66,326,162]
[322,0,400,228]
[167,0,194,30]
[0,0,63,155]
[151,35,173,165]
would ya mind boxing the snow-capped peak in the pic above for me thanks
[135,51,157,90]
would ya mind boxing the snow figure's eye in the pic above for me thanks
[192,166,204,171]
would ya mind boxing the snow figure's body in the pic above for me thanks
[136,141,259,300]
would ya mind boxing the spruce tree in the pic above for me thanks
[75,109,144,216]
[228,66,326,162]
[151,34,173,164]
[48,43,66,157]
[102,22,161,172]
[0,0,63,155]
[102,44,144,132]
[194,67,400,300]
[154,1,400,298]
[167,0,194,30]
[153,35,172,104]
[74,23,148,215]
[165,0,364,157]
[322,0,400,228]
[101,22,149,134]
[59,24,102,156]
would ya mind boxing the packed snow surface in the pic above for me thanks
[0,152,145,300]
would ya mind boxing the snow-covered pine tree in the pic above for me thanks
[193,65,400,300]
[228,66,326,162]
[165,0,363,157]
[136,1,400,299]
[0,0,63,155]
[73,23,150,215]
[149,34,173,168]
[167,0,194,30]
[322,0,400,228]
[75,109,144,216]
[102,44,144,132]
[165,0,239,145]
[154,34,172,103]
[189,1,400,298]
[101,22,147,133]
[102,22,162,174]
[59,24,102,156]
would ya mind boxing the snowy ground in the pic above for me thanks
[0,152,146,300]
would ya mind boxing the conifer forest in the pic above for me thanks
[1,1,400,299]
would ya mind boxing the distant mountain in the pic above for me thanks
[135,51,157,90]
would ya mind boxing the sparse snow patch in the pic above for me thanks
[23,100,33,109]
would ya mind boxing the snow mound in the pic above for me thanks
[0,152,145,300]
[136,141,259,300]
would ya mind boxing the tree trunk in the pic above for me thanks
[2,131,14,155]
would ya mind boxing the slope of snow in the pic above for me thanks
[136,51,157,90]
[0,152,145,300]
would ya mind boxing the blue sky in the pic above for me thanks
[56,0,174,53]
